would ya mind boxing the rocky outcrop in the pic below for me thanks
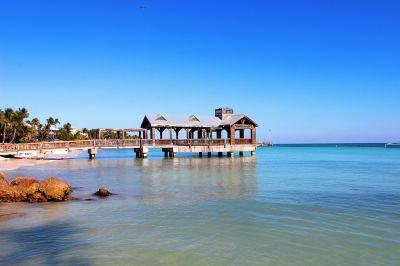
[0,173,73,203]
[39,177,73,201]
[0,172,8,186]
[10,177,43,202]
[93,187,112,197]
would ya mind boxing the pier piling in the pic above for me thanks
[88,148,97,159]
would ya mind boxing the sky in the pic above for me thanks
[0,0,399,143]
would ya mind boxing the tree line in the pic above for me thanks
[0,107,127,144]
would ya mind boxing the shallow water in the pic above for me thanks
[1,147,399,265]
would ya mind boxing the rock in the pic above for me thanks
[0,187,16,202]
[0,172,8,186]
[0,173,14,202]
[29,192,48,203]
[9,177,42,202]
[0,176,73,203]
[94,187,112,197]
[11,177,40,195]
[10,177,38,186]
[38,177,72,201]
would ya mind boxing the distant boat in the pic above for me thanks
[385,143,400,148]
[14,149,69,159]
[257,142,273,147]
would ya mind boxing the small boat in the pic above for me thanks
[385,143,400,148]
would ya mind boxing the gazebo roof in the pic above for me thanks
[141,114,258,128]
[142,115,221,128]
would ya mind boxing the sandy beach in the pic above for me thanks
[0,150,83,171]
[0,157,53,171]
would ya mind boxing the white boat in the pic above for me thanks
[14,149,70,159]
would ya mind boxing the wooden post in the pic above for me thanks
[159,128,165,139]
[230,125,236,145]
[186,128,190,139]
[251,126,256,144]
[175,128,181,139]
[151,128,155,140]
[169,128,173,144]
[216,130,221,139]
[37,152,46,160]
[88,148,97,159]
[240,129,244,139]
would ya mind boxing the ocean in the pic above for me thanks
[1,146,399,265]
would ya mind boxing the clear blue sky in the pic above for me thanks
[0,0,399,143]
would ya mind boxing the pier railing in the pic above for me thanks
[234,139,252,145]
[0,143,41,152]
[0,138,255,153]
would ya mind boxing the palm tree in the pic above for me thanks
[46,117,55,126]
[26,117,41,142]
[2,108,15,143]
[10,108,29,143]
[30,118,40,128]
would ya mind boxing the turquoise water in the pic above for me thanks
[1,147,399,265]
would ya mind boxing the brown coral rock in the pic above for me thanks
[0,175,73,203]
[0,172,13,202]
[94,187,112,197]
[38,177,72,201]
[11,177,40,196]
[0,172,8,186]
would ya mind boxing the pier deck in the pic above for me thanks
[0,139,257,159]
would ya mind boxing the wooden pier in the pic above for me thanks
[0,108,259,159]
[0,138,256,159]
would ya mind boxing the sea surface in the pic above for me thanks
[1,146,399,265]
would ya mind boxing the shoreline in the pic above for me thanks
[0,150,83,171]
[0,157,55,171]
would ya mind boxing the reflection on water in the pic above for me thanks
[6,155,259,204]
[1,147,400,265]
[134,157,258,203]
